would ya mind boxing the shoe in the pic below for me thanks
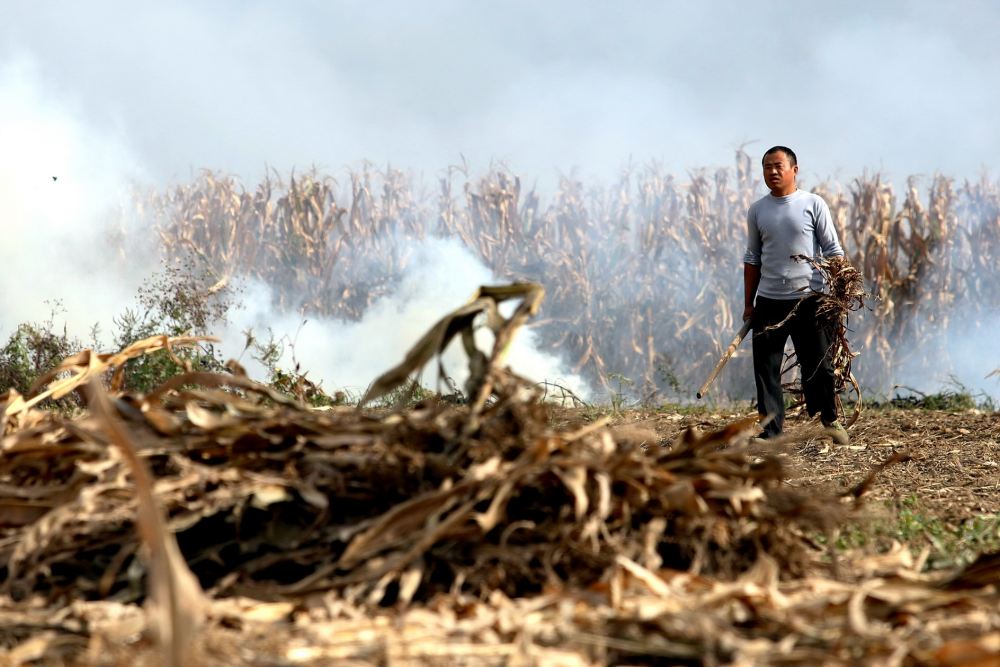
[822,419,849,445]
[750,431,778,444]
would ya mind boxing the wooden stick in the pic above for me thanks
[696,320,752,399]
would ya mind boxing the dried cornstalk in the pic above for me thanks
[791,253,868,420]
[87,379,206,667]
[126,157,1000,402]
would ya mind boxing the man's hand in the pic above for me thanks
[742,304,754,322]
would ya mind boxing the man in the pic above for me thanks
[743,146,847,441]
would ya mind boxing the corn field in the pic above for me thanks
[133,152,1000,401]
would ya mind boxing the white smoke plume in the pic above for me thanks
[0,59,151,341]
[221,238,592,401]
[0,60,591,400]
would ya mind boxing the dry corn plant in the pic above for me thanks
[130,154,1000,406]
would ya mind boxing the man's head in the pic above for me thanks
[762,146,798,196]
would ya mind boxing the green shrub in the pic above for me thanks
[0,304,84,409]
[0,260,240,401]
[111,260,238,393]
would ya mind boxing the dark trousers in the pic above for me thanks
[752,295,838,436]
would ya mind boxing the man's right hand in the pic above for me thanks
[742,305,754,322]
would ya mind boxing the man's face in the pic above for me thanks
[762,151,798,194]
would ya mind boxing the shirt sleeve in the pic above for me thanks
[814,197,844,257]
[743,203,762,265]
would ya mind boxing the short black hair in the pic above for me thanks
[762,146,797,167]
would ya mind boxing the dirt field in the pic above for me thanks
[639,407,999,516]
[592,408,1000,568]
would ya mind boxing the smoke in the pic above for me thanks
[886,188,1000,403]
[0,58,151,342]
[3,3,999,403]
[885,316,1000,403]
[4,2,999,186]
[0,58,591,399]
[935,317,1000,401]
[221,238,593,401]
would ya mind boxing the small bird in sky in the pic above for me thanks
[52,176,57,182]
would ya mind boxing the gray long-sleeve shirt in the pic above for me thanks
[743,189,844,300]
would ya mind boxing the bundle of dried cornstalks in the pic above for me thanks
[779,254,868,424]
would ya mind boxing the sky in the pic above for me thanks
[2,1,999,399]
[3,1,999,186]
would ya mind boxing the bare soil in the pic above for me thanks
[602,406,1000,523]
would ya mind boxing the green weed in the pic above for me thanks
[0,260,238,399]
[880,376,996,411]
[246,325,352,408]
[111,260,236,393]
[830,494,1000,570]
[0,302,84,410]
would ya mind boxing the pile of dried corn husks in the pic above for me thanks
[1,288,997,665]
